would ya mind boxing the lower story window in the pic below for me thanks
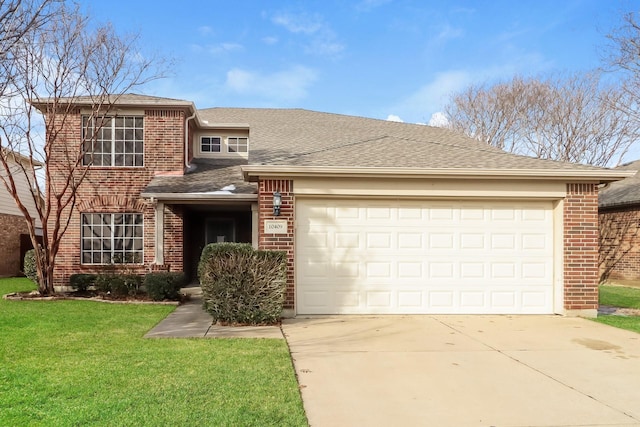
[81,213,143,264]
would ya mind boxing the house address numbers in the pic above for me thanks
[264,219,288,234]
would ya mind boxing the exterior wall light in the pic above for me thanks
[273,191,282,216]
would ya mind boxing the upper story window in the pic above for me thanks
[82,116,144,167]
[198,135,249,157]
[228,137,248,153]
[201,136,221,153]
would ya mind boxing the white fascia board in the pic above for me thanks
[195,120,250,130]
[140,192,257,203]
[241,165,635,183]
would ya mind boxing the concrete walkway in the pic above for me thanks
[282,315,640,427]
[144,297,283,339]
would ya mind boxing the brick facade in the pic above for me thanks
[44,102,606,316]
[599,206,640,281]
[0,213,30,277]
[257,179,295,309]
[48,109,187,287]
[563,183,599,312]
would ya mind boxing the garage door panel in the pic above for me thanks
[300,258,552,284]
[296,199,555,314]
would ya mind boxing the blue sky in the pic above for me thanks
[83,0,638,125]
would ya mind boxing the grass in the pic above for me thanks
[599,285,640,309]
[594,284,640,334]
[0,278,307,427]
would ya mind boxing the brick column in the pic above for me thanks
[563,183,599,316]
[258,179,295,311]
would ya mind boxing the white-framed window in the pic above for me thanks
[228,137,248,153]
[201,136,221,153]
[82,116,144,167]
[81,213,144,264]
[198,135,249,155]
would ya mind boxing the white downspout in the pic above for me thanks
[184,112,196,169]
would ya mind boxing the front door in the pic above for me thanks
[205,219,236,244]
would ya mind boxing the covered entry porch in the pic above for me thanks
[141,158,259,281]
[150,195,258,282]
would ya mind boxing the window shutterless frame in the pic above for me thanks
[80,213,144,264]
[200,136,222,153]
[196,135,249,156]
[227,137,248,153]
[82,116,144,167]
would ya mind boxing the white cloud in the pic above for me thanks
[386,114,404,122]
[225,66,318,102]
[389,70,473,123]
[428,112,449,127]
[306,38,344,56]
[272,12,324,34]
[271,11,345,57]
[198,26,213,36]
[262,36,279,45]
[189,44,204,53]
[355,0,392,12]
[190,42,243,55]
[435,24,464,44]
[208,42,243,54]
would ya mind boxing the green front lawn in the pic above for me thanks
[594,285,640,334]
[0,278,307,426]
[599,285,640,309]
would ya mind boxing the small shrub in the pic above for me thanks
[144,272,186,301]
[94,272,142,297]
[69,274,97,292]
[23,249,38,283]
[199,243,287,325]
[94,273,112,294]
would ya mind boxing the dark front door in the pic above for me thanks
[205,218,236,244]
[185,209,252,282]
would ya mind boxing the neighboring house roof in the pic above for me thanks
[598,160,640,209]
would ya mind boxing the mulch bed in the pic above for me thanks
[3,290,182,305]
[598,305,640,316]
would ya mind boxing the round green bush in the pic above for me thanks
[199,243,287,325]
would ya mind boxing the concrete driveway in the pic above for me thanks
[282,315,640,427]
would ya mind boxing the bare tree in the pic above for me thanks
[444,73,640,167]
[605,12,640,80]
[0,1,163,294]
[599,209,640,283]
[0,0,52,59]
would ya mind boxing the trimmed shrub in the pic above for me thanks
[144,272,186,301]
[94,273,112,294]
[69,274,97,292]
[94,272,142,297]
[199,243,287,325]
[23,249,37,283]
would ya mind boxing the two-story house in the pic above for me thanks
[36,94,630,317]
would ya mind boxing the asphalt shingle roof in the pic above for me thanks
[144,107,616,196]
[144,158,256,195]
[198,108,605,171]
[598,160,640,208]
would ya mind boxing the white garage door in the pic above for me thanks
[296,199,555,314]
